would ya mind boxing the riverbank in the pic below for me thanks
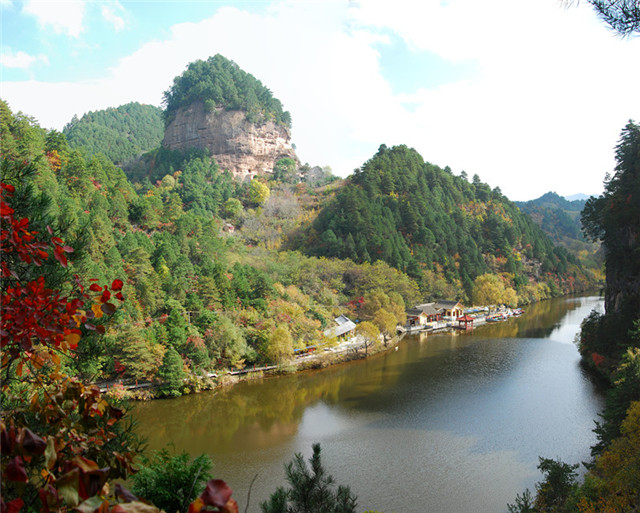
[101,304,533,401]
[100,302,537,401]
[100,331,409,401]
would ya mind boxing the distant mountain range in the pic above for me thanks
[564,193,593,202]
[515,191,601,267]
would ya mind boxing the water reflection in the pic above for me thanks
[133,296,605,513]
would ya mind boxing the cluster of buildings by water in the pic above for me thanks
[403,300,523,333]
[297,300,524,358]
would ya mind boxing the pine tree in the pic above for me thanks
[157,345,186,397]
[261,444,358,513]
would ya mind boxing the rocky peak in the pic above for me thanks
[163,102,298,181]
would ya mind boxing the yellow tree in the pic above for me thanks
[249,179,270,206]
[472,273,503,306]
[356,321,380,356]
[577,401,640,512]
[472,273,518,307]
[264,325,294,364]
[373,309,398,346]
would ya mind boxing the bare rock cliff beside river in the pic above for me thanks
[163,101,298,181]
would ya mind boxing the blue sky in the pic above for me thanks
[2,0,639,201]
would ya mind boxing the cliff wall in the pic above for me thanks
[163,102,297,181]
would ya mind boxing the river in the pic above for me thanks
[132,295,605,513]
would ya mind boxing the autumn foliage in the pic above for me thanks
[0,178,237,513]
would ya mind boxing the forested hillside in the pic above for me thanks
[301,144,592,303]
[0,92,598,395]
[515,191,586,241]
[515,192,602,271]
[163,54,291,128]
[63,102,164,164]
[0,100,417,396]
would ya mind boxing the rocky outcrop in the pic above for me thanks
[605,225,640,318]
[163,102,298,181]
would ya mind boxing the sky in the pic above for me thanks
[1,0,639,201]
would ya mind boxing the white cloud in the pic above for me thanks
[347,0,640,199]
[1,49,48,69]
[3,0,640,200]
[101,0,126,31]
[22,0,86,37]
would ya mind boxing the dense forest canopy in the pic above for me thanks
[301,144,591,302]
[582,120,640,327]
[516,193,585,241]
[163,54,292,128]
[0,99,419,395]
[515,191,602,270]
[63,102,164,164]
[0,96,597,397]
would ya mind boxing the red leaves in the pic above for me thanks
[592,352,605,367]
[2,498,24,513]
[5,456,28,482]
[1,181,127,364]
[114,360,125,375]
[53,243,73,268]
[1,276,80,355]
[201,480,234,508]
[20,428,46,455]
[0,201,14,217]
[2,379,136,509]
[189,480,238,513]
[0,179,139,512]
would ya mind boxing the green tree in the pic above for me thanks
[63,102,164,164]
[131,449,214,513]
[507,489,534,513]
[592,346,640,453]
[261,443,358,513]
[223,197,243,221]
[566,0,640,36]
[273,157,298,183]
[163,54,291,128]
[157,345,186,397]
[533,458,579,512]
[582,121,640,329]
[207,314,248,367]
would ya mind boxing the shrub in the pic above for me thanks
[131,448,214,513]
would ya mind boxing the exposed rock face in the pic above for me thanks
[605,226,640,318]
[163,102,298,181]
